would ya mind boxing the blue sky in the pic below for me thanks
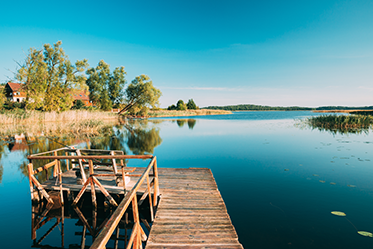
[0,0,372,107]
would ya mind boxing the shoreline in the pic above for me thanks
[147,109,232,118]
[313,110,373,113]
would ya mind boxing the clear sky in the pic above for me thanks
[1,0,372,108]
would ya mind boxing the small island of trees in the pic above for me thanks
[167,99,198,111]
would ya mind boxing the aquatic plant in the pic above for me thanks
[305,114,373,134]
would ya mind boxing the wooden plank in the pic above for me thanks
[146,168,244,249]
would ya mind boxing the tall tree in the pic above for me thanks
[86,60,126,110]
[187,99,198,110]
[176,100,187,110]
[119,75,162,115]
[0,85,5,109]
[16,41,88,111]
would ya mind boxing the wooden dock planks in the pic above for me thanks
[146,168,244,249]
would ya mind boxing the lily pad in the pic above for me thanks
[331,211,346,216]
[358,231,373,237]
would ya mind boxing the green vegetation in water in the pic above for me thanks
[304,114,373,134]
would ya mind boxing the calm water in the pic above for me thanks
[1,111,373,248]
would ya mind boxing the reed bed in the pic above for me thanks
[0,110,119,137]
[306,114,373,129]
[0,119,118,137]
[148,109,232,117]
[0,110,118,124]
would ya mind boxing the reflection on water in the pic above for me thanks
[175,119,197,130]
[31,195,152,249]
[3,111,373,248]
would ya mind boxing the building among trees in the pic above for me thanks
[4,82,92,107]
[5,82,26,102]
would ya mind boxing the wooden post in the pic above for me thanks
[121,166,126,190]
[146,175,154,221]
[153,157,159,207]
[30,175,54,204]
[53,151,58,177]
[81,225,86,249]
[131,195,141,249]
[91,176,118,207]
[111,151,118,174]
[92,206,97,238]
[76,150,87,184]
[57,158,64,206]
[90,178,97,209]
[28,163,38,202]
[72,178,91,206]
[114,227,120,249]
[61,205,64,248]
[31,205,37,241]
[65,152,70,170]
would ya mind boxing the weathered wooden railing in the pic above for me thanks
[27,147,160,248]
[90,156,159,249]
[27,147,126,205]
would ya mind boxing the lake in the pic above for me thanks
[1,111,373,248]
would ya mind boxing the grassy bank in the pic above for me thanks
[147,109,232,117]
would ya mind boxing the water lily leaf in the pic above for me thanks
[331,211,346,216]
[358,231,373,237]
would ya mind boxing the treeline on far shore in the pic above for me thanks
[204,104,373,111]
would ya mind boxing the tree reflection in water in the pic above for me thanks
[187,119,196,130]
[1,117,196,182]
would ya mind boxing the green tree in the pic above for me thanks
[176,100,187,110]
[72,99,85,109]
[16,41,88,111]
[0,85,5,109]
[187,99,198,110]
[119,75,162,115]
[167,104,176,110]
[86,60,126,111]
[109,66,127,106]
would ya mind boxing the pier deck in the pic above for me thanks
[27,148,243,248]
[147,168,244,249]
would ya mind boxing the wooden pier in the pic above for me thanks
[147,168,243,249]
[27,147,243,249]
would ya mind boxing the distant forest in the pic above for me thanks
[204,104,373,111]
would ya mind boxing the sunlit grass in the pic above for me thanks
[0,110,119,137]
